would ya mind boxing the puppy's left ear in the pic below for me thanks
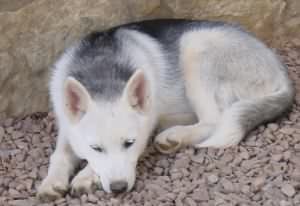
[124,70,150,113]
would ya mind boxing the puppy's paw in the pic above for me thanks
[70,170,100,197]
[37,177,69,202]
[154,126,187,154]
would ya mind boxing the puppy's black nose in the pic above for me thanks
[110,181,128,193]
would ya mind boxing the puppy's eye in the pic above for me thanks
[123,139,135,149]
[90,145,104,153]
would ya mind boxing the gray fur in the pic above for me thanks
[67,32,135,100]
[62,20,238,101]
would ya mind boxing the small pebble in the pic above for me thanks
[279,127,294,135]
[240,151,250,160]
[281,183,296,197]
[241,185,250,194]
[207,174,219,184]
[55,198,66,205]
[88,194,98,203]
[185,197,197,206]
[252,176,265,191]
[81,194,88,203]
[191,188,209,201]
[0,126,5,142]
[268,123,279,131]
[154,167,163,175]
[272,154,283,162]
[280,200,293,206]
[221,179,235,193]
[8,199,36,206]
[295,143,300,151]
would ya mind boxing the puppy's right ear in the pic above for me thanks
[64,77,91,123]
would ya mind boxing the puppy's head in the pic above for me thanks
[63,70,153,193]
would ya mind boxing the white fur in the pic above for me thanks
[38,23,293,201]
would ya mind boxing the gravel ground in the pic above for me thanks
[1,43,300,206]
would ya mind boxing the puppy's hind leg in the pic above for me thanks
[155,37,222,153]
[155,81,222,154]
[37,130,80,202]
[195,105,245,148]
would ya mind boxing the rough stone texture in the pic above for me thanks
[163,0,299,42]
[0,0,35,12]
[0,0,160,118]
[0,43,300,206]
[0,0,299,117]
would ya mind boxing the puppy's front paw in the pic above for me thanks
[154,126,186,154]
[37,176,69,202]
[70,170,100,197]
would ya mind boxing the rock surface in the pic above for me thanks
[0,0,299,117]
[0,0,160,118]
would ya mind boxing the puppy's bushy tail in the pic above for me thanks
[196,81,295,148]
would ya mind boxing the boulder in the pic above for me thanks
[0,0,299,118]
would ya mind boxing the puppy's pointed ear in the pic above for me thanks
[64,77,91,123]
[125,70,150,113]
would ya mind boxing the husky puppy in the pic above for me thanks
[37,19,294,200]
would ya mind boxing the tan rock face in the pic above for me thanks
[0,0,159,118]
[0,0,299,118]
[164,0,288,41]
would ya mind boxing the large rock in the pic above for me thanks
[161,0,300,45]
[163,0,287,41]
[0,0,299,118]
[0,0,160,118]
